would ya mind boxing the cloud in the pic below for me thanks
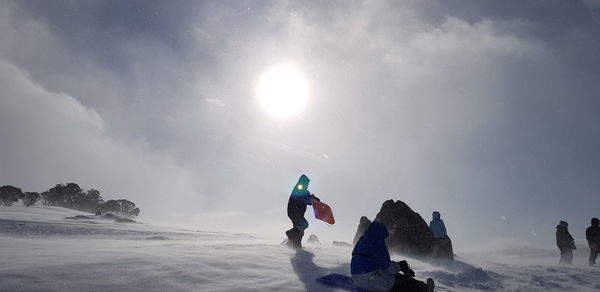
[1,0,600,248]
[0,59,203,217]
[205,98,226,107]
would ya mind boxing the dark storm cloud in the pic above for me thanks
[1,0,599,248]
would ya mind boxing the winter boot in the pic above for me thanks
[286,228,303,248]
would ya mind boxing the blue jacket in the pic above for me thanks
[430,211,447,238]
[351,221,392,274]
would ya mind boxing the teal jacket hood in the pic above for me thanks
[291,175,310,197]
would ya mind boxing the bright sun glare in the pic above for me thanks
[256,65,309,119]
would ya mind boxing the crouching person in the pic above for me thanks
[351,221,434,292]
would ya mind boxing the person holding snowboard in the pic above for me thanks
[556,220,576,265]
[286,174,319,248]
[351,221,434,292]
[586,217,600,266]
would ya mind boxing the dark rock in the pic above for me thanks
[353,216,372,245]
[355,199,454,259]
[114,218,137,223]
[333,241,353,247]
[64,215,92,220]
[432,236,455,260]
[144,236,169,240]
[374,200,436,256]
[307,234,320,243]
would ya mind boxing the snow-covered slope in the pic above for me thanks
[1,206,599,291]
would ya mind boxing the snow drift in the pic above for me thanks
[1,206,599,291]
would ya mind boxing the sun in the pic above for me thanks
[256,65,309,119]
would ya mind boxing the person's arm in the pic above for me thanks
[311,193,320,202]
[304,192,319,205]
[441,220,447,237]
[398,260,415,277]
[384,260,401,275]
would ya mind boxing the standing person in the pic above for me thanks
[586,217,600,266]
[556,220,576,265]
[351,221,434,292]
[429,211,447,238]
[286,174,319,248]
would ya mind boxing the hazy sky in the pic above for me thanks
[1,0,600,250]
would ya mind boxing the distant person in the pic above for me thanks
[95,210,101,216]
[586,217,600,266]
[351,221,435,292]
[430,211,454,260]
[556,220,576,265]
[429,211,447,238]
[286,174,319,248]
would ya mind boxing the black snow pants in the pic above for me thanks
[286,197,308,244]
[559,247,573,265]
[391,274,430,292]
[589,245,599,265]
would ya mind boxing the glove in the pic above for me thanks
[312,194,320,202]
[399,260,415,277]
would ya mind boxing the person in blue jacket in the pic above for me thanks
[429,211,454,259]
[430,211,447,238]
[351,221,434,292]
[286,174,319,248]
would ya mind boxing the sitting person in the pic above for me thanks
[351,221,434,292]
[429,211,447,238]
[430,211,454,260]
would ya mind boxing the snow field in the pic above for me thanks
[1,206,599,291]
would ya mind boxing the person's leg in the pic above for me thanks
[295,217,308,239]
[559,248,566,264]
[566,248,573,265]
[286,216,297,241]
[590,247,599,265]
[287,217,308,248]
[391,274,431,292]
[294,217,308,247]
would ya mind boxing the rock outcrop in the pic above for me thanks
[115,218,137,224]
[354,199,454,259]
[353,216,372,245]
[332,241,353,247]
[64,215,92,220]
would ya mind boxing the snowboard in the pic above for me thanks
[316,273,354,291]
[312,199,335,224]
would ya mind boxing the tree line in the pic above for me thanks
[0,183,140,218]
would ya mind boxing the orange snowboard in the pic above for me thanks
[312,199,335,224]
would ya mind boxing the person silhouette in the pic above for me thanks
[556,220,576,265]
[351,221,434,292]
[285,175,319,248]
[430,211,454,260]
[586,217,600,266]
[430,211,447,238]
